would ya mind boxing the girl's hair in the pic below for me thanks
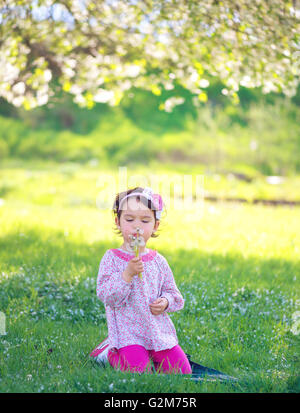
[112,187,161,238]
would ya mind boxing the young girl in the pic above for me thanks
[92,186,192,375]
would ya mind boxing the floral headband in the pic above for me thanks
[119,187,164,219]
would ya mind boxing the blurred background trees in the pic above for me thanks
[0,0,299,179]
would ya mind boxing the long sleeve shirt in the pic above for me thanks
[96,248,184,352]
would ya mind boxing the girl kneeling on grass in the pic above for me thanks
[92,187,192,375]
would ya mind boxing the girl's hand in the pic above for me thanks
[149,297,169,315]
[123,256,144,281]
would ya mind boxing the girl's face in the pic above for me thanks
[116,196,160,247]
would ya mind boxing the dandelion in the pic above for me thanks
[128,227,145,279]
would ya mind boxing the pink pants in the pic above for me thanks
[108,344,192,375]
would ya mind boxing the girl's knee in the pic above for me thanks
[171,346,192,374]
[108,346,152,374]
[162,357,192,375]
[153,345,192,375]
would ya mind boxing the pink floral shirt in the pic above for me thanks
[96,248,184,352]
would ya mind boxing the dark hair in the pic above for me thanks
[112,187,162,238]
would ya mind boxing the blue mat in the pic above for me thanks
[185,354,238,382]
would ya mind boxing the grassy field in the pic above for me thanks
[0,161,299,393]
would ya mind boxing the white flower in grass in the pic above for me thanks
[291,311,300,335]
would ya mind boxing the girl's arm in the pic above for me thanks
[96,250,133,308]
[159,256,184,313]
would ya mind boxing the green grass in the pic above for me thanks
[0,162,299,393]
[1,158,300,205]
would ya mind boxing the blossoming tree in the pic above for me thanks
[0,0,299,110]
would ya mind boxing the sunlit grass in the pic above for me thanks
[0,162,299,393]
[1,159,300,206]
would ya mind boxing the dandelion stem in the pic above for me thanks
[135,244,142,279]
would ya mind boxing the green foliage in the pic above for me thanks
[0,85,300,176]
